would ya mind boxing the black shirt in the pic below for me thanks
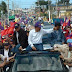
[13,28,28,49]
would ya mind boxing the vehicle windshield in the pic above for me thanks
[13,52,63,72]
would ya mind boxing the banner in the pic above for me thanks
[53,18,64,25]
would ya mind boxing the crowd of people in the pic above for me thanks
[0,15,72,72]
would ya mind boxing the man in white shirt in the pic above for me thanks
[26,21,53,51]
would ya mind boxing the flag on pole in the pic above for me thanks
[65,17,67,22]
[67,19,70,26]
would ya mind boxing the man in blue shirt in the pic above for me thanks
[50,22,65,47]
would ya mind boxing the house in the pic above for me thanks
[51,4,72,17]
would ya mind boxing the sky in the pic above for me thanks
[0,0,72,9]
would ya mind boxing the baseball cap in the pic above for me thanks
[55,22,61,27]
[35,22,41,28]
[4,42,9,46]
[10,39,13,42]
[15,23,20,29]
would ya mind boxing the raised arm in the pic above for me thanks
[0,58,7,68]
[43,28,53,35]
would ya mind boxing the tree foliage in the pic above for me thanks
[1,1,7,14]
[0,1,7,17]
[35,1,52,6]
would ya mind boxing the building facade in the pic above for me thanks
[51,4,72,17]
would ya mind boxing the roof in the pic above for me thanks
[51,4,72,7]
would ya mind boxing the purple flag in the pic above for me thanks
[18,21,22,24]
[21,18,24,22]
[67,20,70,26]
[0,25,4,30]
[5,20,8,25]
[65,17,67,22]
[60,19,63,25]
[18,18,24,24]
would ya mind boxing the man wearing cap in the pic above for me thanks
[13,23,28,49]
[0,41,15,72]
[0,42,14,58]
[9,39,15,50]
[26,22,53,51]
[50,22,65,46]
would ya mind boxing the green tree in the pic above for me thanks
[35,1,51,6]
[1,1,7,14]
[35,0,52,10]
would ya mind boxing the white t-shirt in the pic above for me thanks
[16,32,19,44]
[4,49,9,58]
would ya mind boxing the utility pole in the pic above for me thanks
[12,1,14,15]
[12,1,15,15]
[7,0,9,25]
[48,0,50,21]
[56,0,58,18]
[38,0,40,15]
[12,1,13,10]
